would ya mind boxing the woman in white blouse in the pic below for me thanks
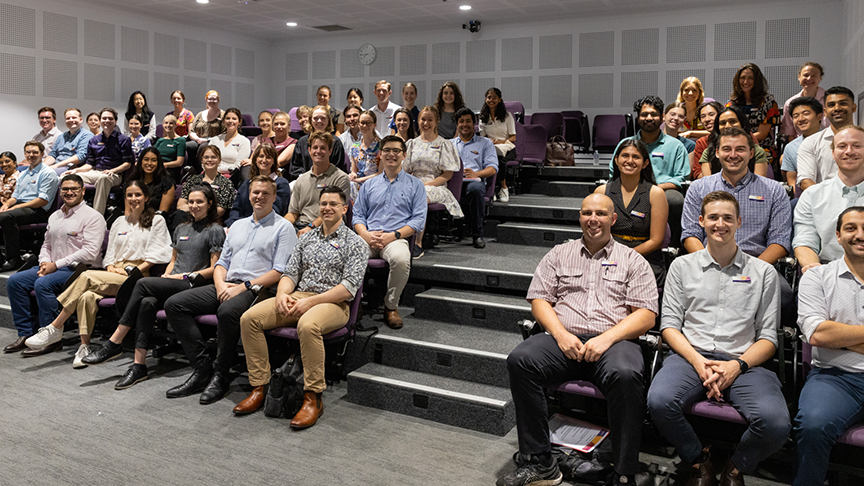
[30,180,172,368]
[208,108,251,177]
[479,87,516,202]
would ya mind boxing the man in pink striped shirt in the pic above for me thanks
[498,194,658,486]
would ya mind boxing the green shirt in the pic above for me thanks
[153,137,185,162]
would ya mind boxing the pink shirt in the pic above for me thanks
[780,86,830,139]
[39,202,107,268]
[526,237,658,335]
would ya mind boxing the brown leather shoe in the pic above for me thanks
[21,341,62,357]
[686,449,717,486]
[233,385,268,415]
[4,336,30,353]
[718,459,744,486]
[384,308,403,329]
[290,391,323,429]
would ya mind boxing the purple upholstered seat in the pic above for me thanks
[592,114,629,153]
[529,112,564,138]
[156,310,167,320]
[98,297,116,308]
[195,314,218,326]
[519,124,548,167]
[549,380,605,399]
[684,400,747,424]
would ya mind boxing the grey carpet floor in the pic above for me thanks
[0,327,793,485]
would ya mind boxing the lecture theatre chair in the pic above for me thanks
[426,160,464,243]
[503,101,525,124]
[592,114,629,153]
[561,110,591,153]
[529,112,564,139]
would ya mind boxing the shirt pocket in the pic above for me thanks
[556,269,585,299]
[601,268,629,302]
[725,275,761,317]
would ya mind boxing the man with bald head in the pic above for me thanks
[498,194,659,486]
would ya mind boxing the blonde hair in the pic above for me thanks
[676,77,705,105]
[375,80,392,91]
[310,105,334,133]
[162,114,178,124]
[418,105,440,135]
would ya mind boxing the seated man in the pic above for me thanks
[4,174,105,355]
[498,194,658,486]
[0,141,60,270]
[353,135,427,329]
[164,176,297,403]
[797,86,857,190]
[451,107,498,249]
[45,108,94,176]
[33,107,61,165]
[236,186,366,428]
[648,191,789,486]
[780,97,825,189]
[284,131,350,236]
[610,95,689,245]
[794,206,864,486]
[67,107,133,214]
[794,125,864,273]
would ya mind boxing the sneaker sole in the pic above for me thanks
[527,473,563,486]
[115,374,149,390]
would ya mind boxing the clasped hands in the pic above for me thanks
[367,230,395,250]
[555,332,614,363]
[276,293,314,317]
[695,358,741,401]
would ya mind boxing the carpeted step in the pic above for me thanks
[546,181,597,198]
[488,195,582,223]
[496,222,582,247]
[413,288,532,332]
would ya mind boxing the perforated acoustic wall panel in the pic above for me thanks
[184,39,207,72]
[766,65,801,103]
[621,71,658,107]
[285,85,307,110]
[501,76,533,110]
[432,42,460,75]
[465,77,495,109]
[154,34,179,69]
[83,63,115,102]
[210,79,232,106]
[210,44,232,76]
[341,49,363,78]
[285,52,308,81]
[121,68,149,100]
[235,82,254,115]
[235,48,254,78]
[370,46,395,78]
[667,25,706,63]
[467,40,496,73]
[714,21,757,61]
[578,73,613,108]
[713,67,738,103]
[400,44,427,76]
[1,4,35,49]
[154,72,179,104]
[183,76,207,105]
[43,58,77,99]
[539,74,572,109]
[539,35,572,69]
[43,12,77,55]
[501,37,532,71]
[83,20,114,60]
[766,18,809,59]
[579,31,615,68]
[621,28,659,66]
[665,69,706,105]
[0,53,35,96]
[313,50,335,80]
[121,27,149,64]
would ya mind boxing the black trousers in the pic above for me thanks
[164,284,258,373]
[0,206,47,261]
[460,180,487,237]
[507,332,645,476]
[118,277,192,349]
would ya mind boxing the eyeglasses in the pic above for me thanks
[359,121,373,126]
[60,187,82,193]
[381,148,403,154]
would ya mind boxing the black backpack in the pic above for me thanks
[264,355,304,418]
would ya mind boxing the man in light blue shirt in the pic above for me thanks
[354,135,426,329]
[780,97,824,190]
[610,95,689,245]
[451,107,498,249]
[44,108,93,176]
[0,140,60,271]
[164,175,297,403]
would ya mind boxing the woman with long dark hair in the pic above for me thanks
[82,184,225,390]
[434,81,466,139]
[700,105,770,177]
[127,148,175,213]
[124,91,155,140]
[226,144,291,226]
[349,110,383,201]
[336,88,365,134]
[392,107,418,142]
[726,63,781,166]
[479,87,516,202]
[174,145,235,227]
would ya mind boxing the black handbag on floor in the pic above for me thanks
[264,355,305,418]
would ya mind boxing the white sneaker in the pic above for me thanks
[73,344,93,369]
[25,325,63,349]
[497,188,510,203]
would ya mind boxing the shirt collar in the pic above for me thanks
[252,210,275,226]
[312,164,336,178]
[837,257,863,284]
[697,246,746,270]
[316,222,346,240]
[637,129,666,146]
[578,236,615,260]
[25,162,44,174]
[720,170,755,188]
[62,201,85,216]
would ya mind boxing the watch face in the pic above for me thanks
[359,44,376,65]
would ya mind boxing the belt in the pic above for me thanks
[613,234,648,242]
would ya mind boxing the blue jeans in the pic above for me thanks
[793,367,864,486]
[7,265,75,336]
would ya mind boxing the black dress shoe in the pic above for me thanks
[4,336,30,353]
[199,370,230,404]
[166,367,213,398]
[21,341,62,357]
[0,258,22,272]
[473,236,486,249]
[115,364,149,390]
[82,342,122,365]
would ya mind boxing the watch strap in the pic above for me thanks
[735,358,749,373]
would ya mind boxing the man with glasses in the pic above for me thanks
[0,141,60,271]
[4,174,105,355]
[353,135,426,329]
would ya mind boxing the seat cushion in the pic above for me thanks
[548,380,605,399]
[684,400,747,424]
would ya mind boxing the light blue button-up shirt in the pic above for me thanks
[352,169,427,234]
[12,162,59,207]
[793,176,864,263]
[451,135,498,174]
[50,129,94,163]
[609,130,689,188]
[216,210,298,283]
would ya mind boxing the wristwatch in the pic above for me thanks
[735,358,749,374]
[307,223,315,229]
[244,281,252,291]
[394,230,402,240]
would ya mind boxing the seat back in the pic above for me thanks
[241,114,254,127]
[562,111,590,151]
[593,114,628,153]
[529,112,564,139]
[521,124,548,165]
[484,172,497,203]
[155,124,165,138]
[288,107,300,131]
[513,121,526,162]
[447,160,464,203]
[503,101,525,124]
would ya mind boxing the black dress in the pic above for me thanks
[605,179,665,287]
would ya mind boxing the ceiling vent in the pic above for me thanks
[312,25,352,32]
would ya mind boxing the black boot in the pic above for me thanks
[166,366,213,398]
[199,369,230,404]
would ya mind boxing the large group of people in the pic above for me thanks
[1,64,862,486]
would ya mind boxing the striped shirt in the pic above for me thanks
[526,237,659,335]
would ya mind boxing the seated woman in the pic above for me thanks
[250,110,275,152]
[479,87,516,203]
[349,110,382,201]
[392,107,418,142]
[127,148,175,214]
[173,145,236,228]
[286,105,347,180]
[434,82,466,140]
[167,90,194,139]
[25,181,172,368]
[186,90,225,170]
[404,105,464,258]
[289,105,312,140]
[725,63,781,167]
[338,104,363,151]
[152,114,186,181]
[81,184,225,389]
[389,83,419,135]
[226,144,291,226]
[0,152,19,204]
[208,107,251,179]
[86,112,101,137]
[270,111,297,168]
[128,114,151,161]
[700,105,770,178]
[316,85,340,134]
[662,102,696,170]
[594,139,669,286]
[676,77,714,140]
[692,101,724,174]
[124,91,155,140]
[336,88,365,134]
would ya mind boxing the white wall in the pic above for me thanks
[270,0,843,127]
[0,0,271,160]
[841,0,864,117]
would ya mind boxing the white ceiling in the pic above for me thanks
[62,0,791,40]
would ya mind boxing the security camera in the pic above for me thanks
[462,20,481,33]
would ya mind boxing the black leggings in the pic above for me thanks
[118,277,192,349]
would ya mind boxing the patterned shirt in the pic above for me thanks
[130,133,151,160]
[0,172,17,204]
[350,138,381,178]
[283,223,367,298]
[682,171,791,256]
[181,173,235,210]
[526,237,658,336]
[168,109,195,137]
[798,258,864,372]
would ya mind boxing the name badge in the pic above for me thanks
[66,231,78,236]
[748,195,765,201]
[601,261,618,266]
[117,231,128,236]
[179,236,190,241]
[167,144,174,148]
[317,184,327,189]
[331,242,340,249]
[651,151,663,157]
[630,210,646,218]
[97,143,104,146]
[470,150,479,155]
[733,276,751,283]
[431,145,440,150]
[211,185,219,189]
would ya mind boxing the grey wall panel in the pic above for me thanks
[312,50,336,79]
[766,65,801,104]
[578,73,614,108]
[501,76,532,110]
[0,53,35,96]
[235,48,254,78]
[235,82,254,115]
[210,79,232,106]
[154,33,180,69]
[83,64,115,102]
[579,31,614,67]
[121,68,149,101]
[183,76,207,106]
[341,49,364,78]
[465,77,495,110]
[84,20,115,60]
[285,85,307,110]
[121,26,149,64]
[210,43,232,76]
[154,72,179,105]
[713,67,738,102]
[714,21,757,61]
[184,38,207,72]
[43,12,77,55]
[667,25,707,63]
[540,34,572,69]
[621,28,659,66]
[370,46,395,78]
[43,58,77,99]
[539,74,572,109]
[502,37,532,71]
[400,44,427,76]
[621,71,658,107]
[285,52,308,81]
[467,39,496,72]
[432,42,460,74]
[766,18,810,59]
[1,4,35,49]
